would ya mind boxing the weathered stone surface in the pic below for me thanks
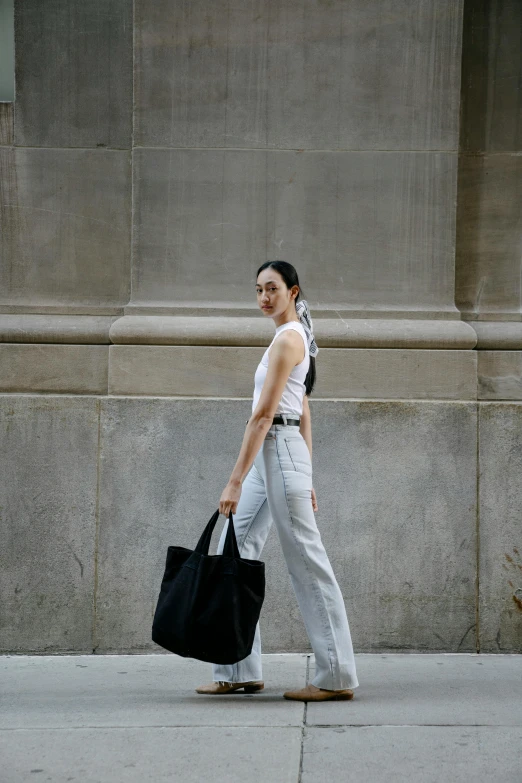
[311,400,478,653]
[478,403,522,651]
[0,396,99,652]
[0,395,484,654]
[95,397,294,652]
[14,0,133,148]
[0,340,476,398]
[134,0,229,148]
[0,345,108,393]
[0,102,13,146]
[456,154,522,318]
[478,352,522,400]
[337,0,463,151]
[108,346,259,397]
[135,0,463,151]
[332,151,458,310]
[472,322,522,350]
[132,148,458,313]
[108,345,477,399]
[94,398,477,653]
[131,148,266,305]
[0,148,131,308]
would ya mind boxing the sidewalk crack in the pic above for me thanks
[297,654,310,782]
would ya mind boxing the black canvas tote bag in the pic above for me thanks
[152,508,265,664]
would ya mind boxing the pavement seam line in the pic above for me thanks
[1,723,520,731]
[297,654,310,783]
[0,725,308,731]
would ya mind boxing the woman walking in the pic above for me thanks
[196,261,359,701]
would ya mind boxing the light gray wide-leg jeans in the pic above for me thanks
[212,422,359,691]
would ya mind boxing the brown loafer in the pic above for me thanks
[283,684,354,701]
[195,680,264,695]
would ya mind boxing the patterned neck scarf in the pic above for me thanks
[295,298,319,357]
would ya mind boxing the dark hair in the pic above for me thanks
[255,260,317,396]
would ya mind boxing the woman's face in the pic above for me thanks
[255,269,298,317]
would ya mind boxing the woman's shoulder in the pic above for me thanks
[272,325,304,348]
[276,322,307,349]
[275,322,306,339]
[268,324,307,364]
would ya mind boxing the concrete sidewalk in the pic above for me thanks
[1,653,521,782]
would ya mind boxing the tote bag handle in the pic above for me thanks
[194,509,240,559]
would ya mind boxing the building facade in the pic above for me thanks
[1,0,521,654]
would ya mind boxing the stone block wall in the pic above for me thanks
[1,0,521,654]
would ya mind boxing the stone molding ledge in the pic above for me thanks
[468,321,522,350]
[0,313,477,348]
[108,316,477,349]
[0,315,117,344]
[2,314,522,351]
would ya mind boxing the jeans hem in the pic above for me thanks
[212,671,263,683]
[311,672,360,690]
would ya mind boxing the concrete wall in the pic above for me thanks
[1,0,521,654]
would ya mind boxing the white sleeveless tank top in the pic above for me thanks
[252,321,309,418]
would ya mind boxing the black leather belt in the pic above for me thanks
[246,415,301,426]
[272,415,300,426]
